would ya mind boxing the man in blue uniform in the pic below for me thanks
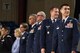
[40,6,59,53]
[26,14,37,53]
[33,11,46,53]
[52,4,79,53]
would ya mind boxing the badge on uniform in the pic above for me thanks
[38,25,41,30]
[56,26,59,30]
[22,37,25,39]
[29,29,34,33]
[47,31,50,34]
[46,26,50,29]
[65,20,73,28]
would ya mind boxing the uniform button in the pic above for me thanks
[61,39,63,42]
[62,35,63,36]
[62,30,63,32]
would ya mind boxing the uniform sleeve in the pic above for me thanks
[40,21,46,49]
[72,19,79,51]
[6,37,13,51]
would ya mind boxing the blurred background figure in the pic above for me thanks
[0,23,2,39]
[0,26,13,53]
[76,20,80,53]
[11,28,21,53]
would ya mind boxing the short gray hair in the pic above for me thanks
[37,11,46,19]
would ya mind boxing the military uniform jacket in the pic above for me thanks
[19,32,28,53]
[52,17,79,53]
[26,24,37,53]
[0,35,13,53]
[40,18,57,53]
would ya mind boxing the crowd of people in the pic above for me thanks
[0,4,80,53]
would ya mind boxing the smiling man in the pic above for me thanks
[40,6,59,53]
[52,4,79,53]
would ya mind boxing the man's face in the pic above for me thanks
[1,28,8,36]
[29,16,36,25]
[37,15,44,22]
[50,8,59,19]
[60,6,70,17]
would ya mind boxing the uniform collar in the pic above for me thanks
[62,16,69,23]
[36,21,42,25]
[38,21,42,24]
[51,17,57,22]
[31,23,36,28]
[51,17,55,21]
[2,34,7,38]
[21,31,25,35]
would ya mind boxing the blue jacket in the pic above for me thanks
[40,19,57,53]
[52,17,79,53]
[26,24,37,53]
[33,22,42,53]
[19,32,28,53]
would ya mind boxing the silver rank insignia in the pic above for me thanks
[56,27,59,29]
[47,31,50,34]
[22,37,25,39]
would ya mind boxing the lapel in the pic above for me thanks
[64,17,71,25]
[49,19,53,26]
[32,24,37,29]
[30,24,37,31]
[48,19,53,29]
[29,24,37,34]
[21,32,26,40]
[59,19,64,29]
[2,35,8,40]
[60,17,73,29]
